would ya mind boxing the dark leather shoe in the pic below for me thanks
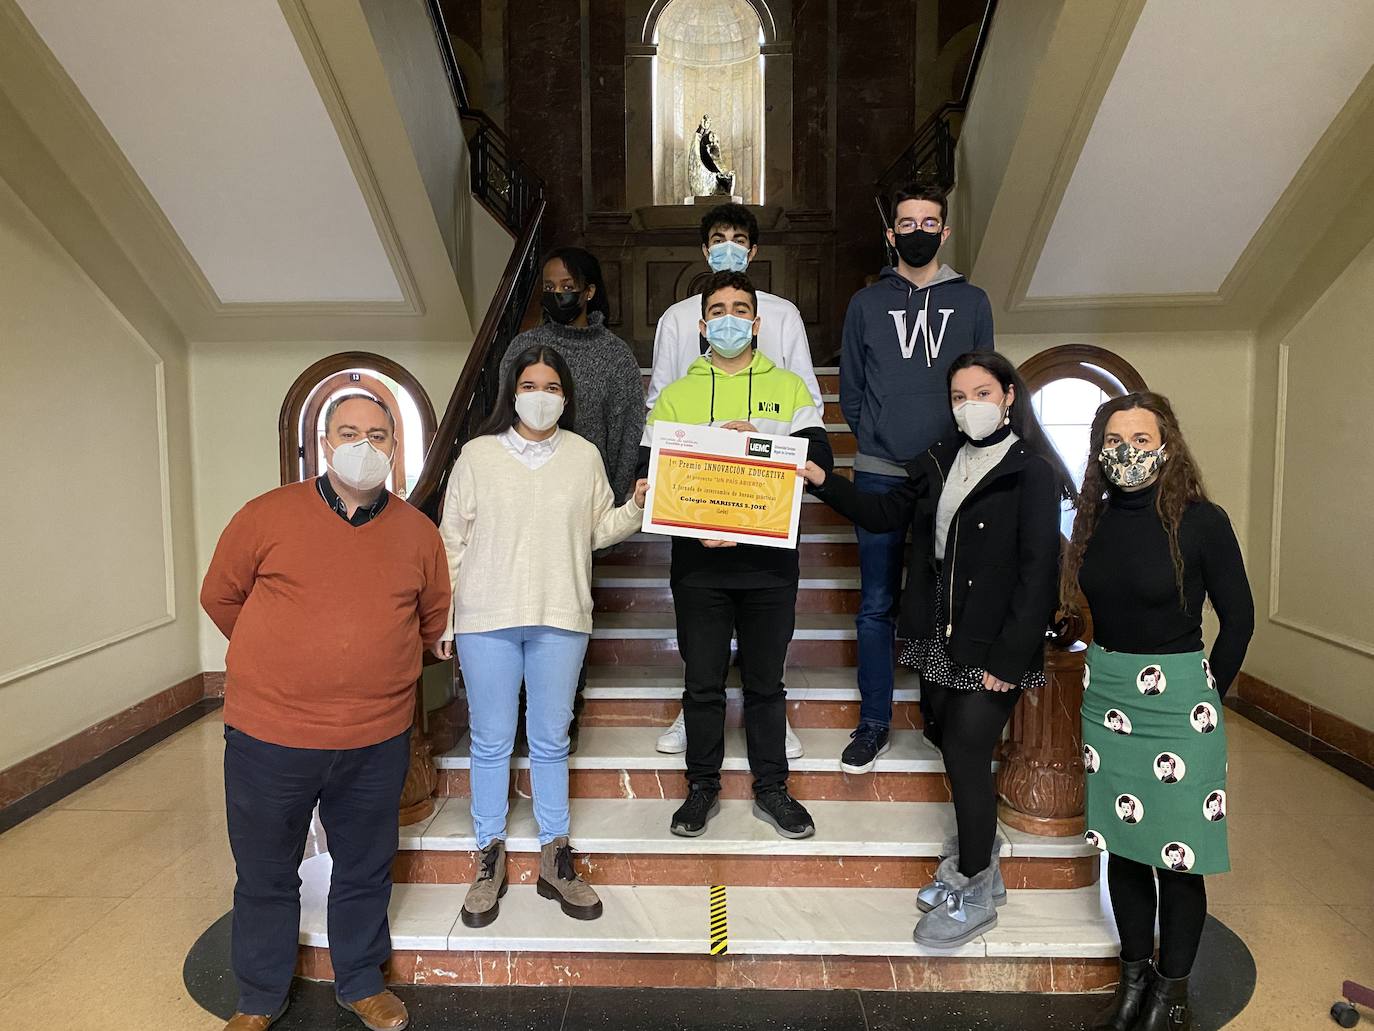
[338,990,409,1030]
[223,1001,287,1030]
[1090,957,1152,1029]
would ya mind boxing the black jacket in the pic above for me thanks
[813,433,1063,683]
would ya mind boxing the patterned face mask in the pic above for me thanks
[1098,441,1166,488]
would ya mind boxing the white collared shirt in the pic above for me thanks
[499,426,561,471]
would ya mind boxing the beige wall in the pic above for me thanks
[1002,330,1254,544]
[0,177,201,771]
[189,339,462,670]
[1003,330,1255,653]
[1247,238,1374,732]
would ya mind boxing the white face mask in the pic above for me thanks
[953,400,1006,441]
[514,391,565,433]
[325,438,393,491]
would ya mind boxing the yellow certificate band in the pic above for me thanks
[652,449,798,540]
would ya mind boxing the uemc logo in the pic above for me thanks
[746,437,773,459]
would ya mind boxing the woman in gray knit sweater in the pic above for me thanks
[499,247,644,503]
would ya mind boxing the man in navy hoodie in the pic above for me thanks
[837,182,994,773]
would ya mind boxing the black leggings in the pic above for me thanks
[1107,853,1207,978]
[925,682,1022,878]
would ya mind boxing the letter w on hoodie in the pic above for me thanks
[840,264,994,477]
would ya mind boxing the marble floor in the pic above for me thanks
[0,709,1369,1029]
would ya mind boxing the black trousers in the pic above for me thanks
[925,682,1022,877]
[1108,853,1208,978]
[673,581,797,792]
[223,725,410,1015]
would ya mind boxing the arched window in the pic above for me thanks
[653,0,765,204]
[1018,344,1147,535]
[278,353,437,500]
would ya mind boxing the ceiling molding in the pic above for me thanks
[275,0,424,318]
[0,0,472,342]
[999,0,1147,313]
[1219,65,1374,317]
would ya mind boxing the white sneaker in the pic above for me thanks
[656,710,687,754]
[657,710,803,758]
[785,719,804,760]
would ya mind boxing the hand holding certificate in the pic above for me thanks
[643,421,809,549]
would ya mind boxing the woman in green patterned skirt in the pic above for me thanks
[1063,393,1253,1031]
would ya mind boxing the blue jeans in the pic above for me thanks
[854,470,907,728]
[456,626,589,848]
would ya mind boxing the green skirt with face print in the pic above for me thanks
[1080,643,1229,875]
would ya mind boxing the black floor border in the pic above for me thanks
[184,912,1256,1030]
[1224,696,1374,791]
[0,697,224,835]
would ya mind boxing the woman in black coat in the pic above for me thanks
[802,351,1074,949]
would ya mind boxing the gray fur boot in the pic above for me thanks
[917,835,1007,913]
[912,856,999,949]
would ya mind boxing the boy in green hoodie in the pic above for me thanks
[641,271,834,839]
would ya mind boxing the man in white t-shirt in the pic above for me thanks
[646,203,824,411]
[648,203,816,760]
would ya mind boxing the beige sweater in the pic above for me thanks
[440,432,644,636]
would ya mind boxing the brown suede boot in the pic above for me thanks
[337,989,409,1030]
[461,839,507,928]
[536,836,603,920]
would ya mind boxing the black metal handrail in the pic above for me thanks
[874,0,998,220]
[408,1,546,519]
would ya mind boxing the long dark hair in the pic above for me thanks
[543,246,610,320]
[1060,391,1209,616]
[947,351,1076,502]
[474,345,578,437]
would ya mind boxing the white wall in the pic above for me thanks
[189,339,462,670]
[0,178,201,770]
[1247,238,1374,731]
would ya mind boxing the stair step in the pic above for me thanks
[401,797,1094,861]
[436,726,945,773]
[298,853,1116,960]
[599,530,858,567]
[593,566,860,589]
[576,666,922,730]
[392,802,1097,888]
[580,665,919,700]
[591,612,856,640]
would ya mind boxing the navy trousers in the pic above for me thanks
[223,725,410,1015]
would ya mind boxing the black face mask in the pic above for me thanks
[542,290,585,325]
[892,228,943,269]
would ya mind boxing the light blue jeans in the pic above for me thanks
[455,625,589,849]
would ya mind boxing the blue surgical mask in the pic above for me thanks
[707,241,750,273]
[704,314,755,358]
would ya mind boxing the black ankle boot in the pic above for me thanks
[1132,969,1190,1031]
[1090,957,1153,1030]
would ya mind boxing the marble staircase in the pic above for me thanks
[295,369,1117,992]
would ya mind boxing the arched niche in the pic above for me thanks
[625,0,792,210]
[640,0,778,45]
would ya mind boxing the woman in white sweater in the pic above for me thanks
[439,345,647,929]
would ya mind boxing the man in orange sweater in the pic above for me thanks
[201,394,450,1031]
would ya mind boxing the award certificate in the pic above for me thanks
[643,421,809,550]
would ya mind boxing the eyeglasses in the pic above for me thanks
[894,217,943,234]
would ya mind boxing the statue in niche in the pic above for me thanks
[689,114,737,198]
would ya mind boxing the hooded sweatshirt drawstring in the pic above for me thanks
[708,358,755,425]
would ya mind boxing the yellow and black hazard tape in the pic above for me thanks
[709,884,729,956]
